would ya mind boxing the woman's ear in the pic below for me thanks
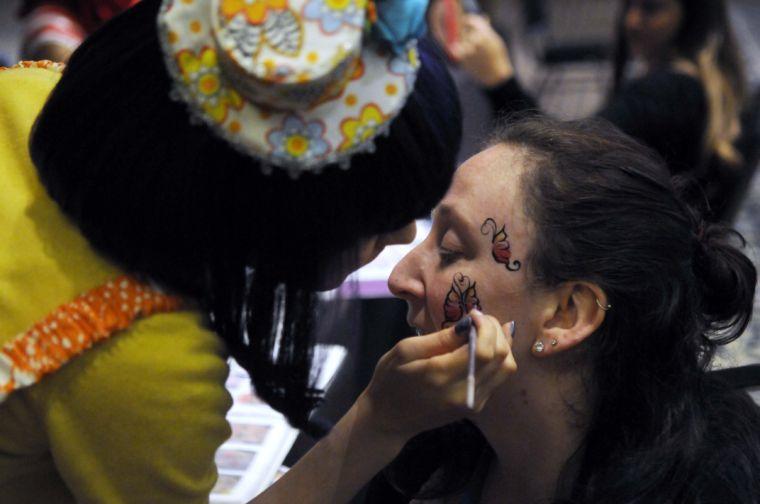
[531,282,609,356]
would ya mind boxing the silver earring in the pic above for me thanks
[550,338,558,347]
[595,297,612,311]
[533,339,545,353]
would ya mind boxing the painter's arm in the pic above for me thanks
[252,311,517,504]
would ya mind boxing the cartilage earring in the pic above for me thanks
[595,297,612,311]
[550,338,558,347]
[533,339,545,353]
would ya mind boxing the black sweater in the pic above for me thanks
[485,71,708,176]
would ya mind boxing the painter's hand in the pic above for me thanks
[356,310,517,445]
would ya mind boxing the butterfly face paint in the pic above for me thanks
[442,272,482,328]
[481,218,521,272]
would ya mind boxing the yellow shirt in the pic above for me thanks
[0,65,233,502]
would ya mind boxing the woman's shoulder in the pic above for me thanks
[9,310,233,501]
[30,310,231,408]
[623,67,705,101]
[604,66,707,125]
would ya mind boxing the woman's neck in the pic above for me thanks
[474,370,588,504]
[640,45,679,72]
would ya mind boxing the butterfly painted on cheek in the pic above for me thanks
[442,272,482,328]
[481,218,521,272]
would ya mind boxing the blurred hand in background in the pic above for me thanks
[428,0,513,87]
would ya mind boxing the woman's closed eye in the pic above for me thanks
[438,245,463,266]
[437,225,473,266]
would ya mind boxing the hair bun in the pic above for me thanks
[692,222,756,344]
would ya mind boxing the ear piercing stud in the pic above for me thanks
[535,338,559,353]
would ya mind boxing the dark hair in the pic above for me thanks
[369,116,760,502]
[29,0,462,430]
[613,0,746,165]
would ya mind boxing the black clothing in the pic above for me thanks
[485,71,708,176]
[484,71,760,221]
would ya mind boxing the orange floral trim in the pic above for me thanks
[0,60,65,73]
[338,102,386,152]
[0,276,182,402]
[219,0,287,25]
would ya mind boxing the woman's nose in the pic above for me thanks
[388,245,425,302]
[382,221,417,247]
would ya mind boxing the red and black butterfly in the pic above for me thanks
[442,272,482,328]
[481,218,521,272]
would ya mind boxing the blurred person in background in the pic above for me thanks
[18,0,140,62]
[431,0,750,221]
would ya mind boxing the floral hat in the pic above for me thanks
[157,0,428,176]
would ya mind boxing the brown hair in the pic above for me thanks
[613,0,746,165]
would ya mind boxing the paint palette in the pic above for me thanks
[210,344,346,503]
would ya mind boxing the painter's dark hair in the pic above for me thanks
[30,0,462,430]
[369,116,760,502]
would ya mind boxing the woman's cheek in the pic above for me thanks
[437,271,485,329]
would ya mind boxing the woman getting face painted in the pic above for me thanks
[379,116,760,503]
[390,144,529,337]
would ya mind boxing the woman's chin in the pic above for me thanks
[409,319,437,335]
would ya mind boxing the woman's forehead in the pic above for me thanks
[441,144,527,219]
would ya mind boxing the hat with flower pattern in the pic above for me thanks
[157,0,428,176]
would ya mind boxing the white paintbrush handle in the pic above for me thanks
[467,325,477,409]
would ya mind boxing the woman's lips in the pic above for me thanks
[408,312,436,334]
[405,306,424,332]
[405,311,418,330]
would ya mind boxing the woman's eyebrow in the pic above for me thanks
[434,204,478,243]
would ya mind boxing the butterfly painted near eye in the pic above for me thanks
[481,218,521,272]
[442,272,482,328]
